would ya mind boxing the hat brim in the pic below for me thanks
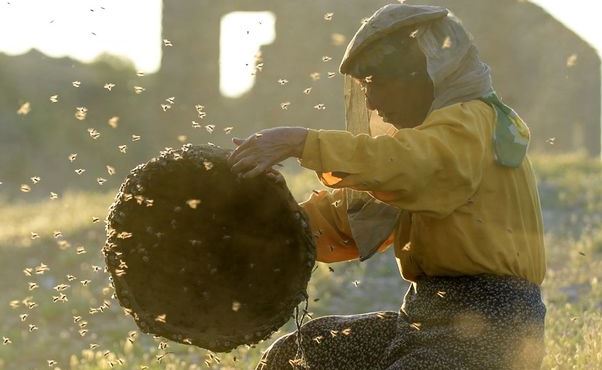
[340,4,448,75]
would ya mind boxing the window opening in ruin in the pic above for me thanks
[219,11,276,98]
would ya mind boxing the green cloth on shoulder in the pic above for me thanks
[479,92,530,168]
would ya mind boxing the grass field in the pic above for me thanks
[0,153,600,369]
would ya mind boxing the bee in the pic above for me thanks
[324,12,334,21]
[156,352,172,362]
[53,284,70,291]
[88,128,101,139]
[75,169,86,175]
[72,81,81,87]
[304,87,312,95]
[186,199,201,209]
[75,107,88,120]
[108,116,119,128]
[35,263,50,274]
[17,102,31,115]
[280,102,291,110]
[49,95,58,103]
[104,83,115,91]
[566,54,578,67]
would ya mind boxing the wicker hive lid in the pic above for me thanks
[103,144,316,352]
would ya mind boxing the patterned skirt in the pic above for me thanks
[255,274,546,370]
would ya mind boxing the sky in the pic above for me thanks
[0,0,601,97]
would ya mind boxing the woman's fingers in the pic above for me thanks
[231,156,259,175]
[228,146,256,168]
[241,161,269,179]
[228,135,257,164]
[265,169,286,184]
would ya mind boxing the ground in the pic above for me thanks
[0,153,600,370]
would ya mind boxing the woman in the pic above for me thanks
[228,4,546,369]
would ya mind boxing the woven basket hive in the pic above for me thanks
[103,144,316,352]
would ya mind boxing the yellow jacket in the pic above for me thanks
[298,100,546,285]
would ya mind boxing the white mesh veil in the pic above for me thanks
[340,4,494,261]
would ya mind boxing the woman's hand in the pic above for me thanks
[227,127,308,179]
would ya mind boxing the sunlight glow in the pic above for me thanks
[0,0,162,72]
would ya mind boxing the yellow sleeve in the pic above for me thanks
[299,102,489,218]
[299,188,393,263]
